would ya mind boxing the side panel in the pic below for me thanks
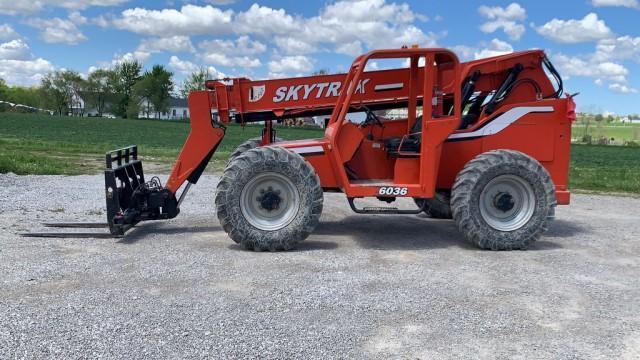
[436,99,572,204]
[275,139,340,189]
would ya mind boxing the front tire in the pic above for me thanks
[450,150,556,250]
[215,146,323,251]
[228,136,283,164]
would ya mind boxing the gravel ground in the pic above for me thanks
[1,173,639,359]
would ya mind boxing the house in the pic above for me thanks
[138,97,189,120]
[58,91,188,119]
[621,116,640,124]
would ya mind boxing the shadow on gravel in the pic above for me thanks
[118,225,222,244]
[315,215,476,250]
[227,240,339,252]
[528,240,563,250]
[546,219,587,238]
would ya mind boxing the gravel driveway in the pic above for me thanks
[1,174,639,359]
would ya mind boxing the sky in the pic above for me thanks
[0,0,639,114]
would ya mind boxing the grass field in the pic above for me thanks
[570,144,640,193]
[1,113,639,193]
[0,113,324,174]
[572,123,640,143]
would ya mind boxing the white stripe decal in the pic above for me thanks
[374,83,404,91]
[447,106,554,140]
[290,146,324,154]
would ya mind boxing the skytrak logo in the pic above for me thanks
[270,79,371,103]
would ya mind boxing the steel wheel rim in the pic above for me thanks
[240,172,300,231]
[479,174,536,231]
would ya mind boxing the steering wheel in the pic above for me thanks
[359,105,384,128]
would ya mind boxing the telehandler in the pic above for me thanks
[30,47,576,251]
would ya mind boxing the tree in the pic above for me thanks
[594,114,604,122]
[41,70,82,116]
[133,65,174,119]
[0,77,7,100]
[180,68,209,98]
[85,69,113,117]
[133,75,154,118]
[312,69,330,75]
[6,86,41,108]
[65,71,85,116]
[148,65,173,118]
[108,61,142,118]
[0,78,42,112]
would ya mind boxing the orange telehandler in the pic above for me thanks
[30,47,576,251]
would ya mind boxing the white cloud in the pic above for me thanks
[0,24,19,40]
[109,0,438,60]
[451,45,476,61]
[478,3,526,40]
[609,83,638,93]
[535,13,612,43]
[335,41,363,57]
[199,36,266,56]
[26,17,87,45]
[112,5,233,36]
[474,39,514,59]
[268,55,313,73]
[591,0,639,8]
[93,15,110,28]
[138,36,195,53]
[553,53,630,85]
[234,3,298,35]
[199,53,261,68]
[0,39,31,60]
[197,36,264,68]
[0,0,128,14]
[593,36,640,62]
[597,62,628,83]
[203,0,235,5]
[0,38,54,85]
[298,0,438,52]
[273,37,317,55]
[111,51,151,66]
[0,58,54,84]
[169,55,226,79]
[168,55,199,74]
[68,11,88,25]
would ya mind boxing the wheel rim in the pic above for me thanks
[240,172,300,231]
[479,174,536,231]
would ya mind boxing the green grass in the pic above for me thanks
[1,113,639,193]
[0,113,323,174]
[572,123,640,143]
[570,144,640,193]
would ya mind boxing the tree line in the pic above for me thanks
[0,62,214,119]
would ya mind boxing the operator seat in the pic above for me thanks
[384,115,423,155]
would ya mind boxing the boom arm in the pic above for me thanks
[165,91,225,194]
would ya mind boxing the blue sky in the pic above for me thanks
[0,0,639,114]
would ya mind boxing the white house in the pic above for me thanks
[138,97,189,120]
[621,116,640,124]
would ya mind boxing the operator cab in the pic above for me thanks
[329,49,461,193]
[332,48,559,193]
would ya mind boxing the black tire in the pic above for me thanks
[450,150,556,250]
[215,146,323,251]
[414,191,453,219]
[228,136,283,164]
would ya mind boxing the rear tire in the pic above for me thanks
[216,146,323,251]
[450,150,556,250]
[414,191,452,219]
[228,136,283,164]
